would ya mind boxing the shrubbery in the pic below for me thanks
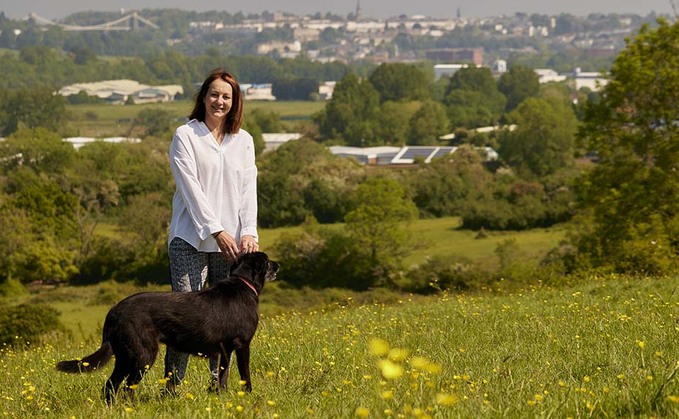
[0,303,66,347]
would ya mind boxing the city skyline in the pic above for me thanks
[1,0,674,21]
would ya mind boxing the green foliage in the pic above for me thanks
[571,19,679,275]
[444,67,506,128]
[403,255,482,294]
[0,303,65,347]
[497,64,540,112]
[373,101,418,146]
[315,73,380,145]
[272,177,417,290]
[461,175,575,231]
[0,278,27,298]
[258,138,366,227]
[137,107,175,138]
[344,177,418,287]
[368,63,430,102]
[407,100,450,145]
[0,87,69,136]
[272,77,319,101]
[409,145,490,218]
[499,97,578,178]
[1,127,76,174]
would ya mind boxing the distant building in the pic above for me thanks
[573,68,608,91]
[534,69,567,84]
[59,80,183,104]
[329,146,401,165]
[492,59,507,73]
[262,133,302,152]
[434,64,469,80]
[63,137,142,149]
[241,83,276,101]
[425,48,484,66]
[329,145,498,165]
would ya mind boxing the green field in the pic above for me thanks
[53,217,565,341]
[0,275,677,417]
[1,219,677,418]
[66,100,326,137]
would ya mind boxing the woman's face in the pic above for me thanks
[203,77,233,125]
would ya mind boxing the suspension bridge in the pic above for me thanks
[28,12,158,31]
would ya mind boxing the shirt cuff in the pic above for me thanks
[240,226,259,242]
[201,223,224,241]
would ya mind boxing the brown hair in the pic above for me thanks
[189,68,244,134]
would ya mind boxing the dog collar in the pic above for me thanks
[237,277,258,297]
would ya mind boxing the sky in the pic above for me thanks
[0,0,674,21]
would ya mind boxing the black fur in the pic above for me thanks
[56,251,279,403]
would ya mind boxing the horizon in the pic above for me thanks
[0,0,674,21]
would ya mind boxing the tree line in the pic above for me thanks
[1,19,678,292]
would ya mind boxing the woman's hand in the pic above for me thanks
[213,231,240,261]
[240,235,259,254]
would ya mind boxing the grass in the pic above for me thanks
[403,217,566,268]
[0,276,677,417]
[52,216,565,339]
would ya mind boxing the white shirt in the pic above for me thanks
[168,119,258,252]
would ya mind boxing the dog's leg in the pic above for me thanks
[218,344,234,390]
[103,363,128,404]
[234,343,252,392]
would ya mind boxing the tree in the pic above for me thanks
[499,97,578,178]
[407,101,450,145]
[0,87,68,136]
[572,19,679,275]
[444,67,506,128]
[374,101,418,145]
[368,63,430,103]
[344,176,418,287]
[138,107,175,138]
[272,77,318,101]
[1,127,75,174]
[314,73,380,145]
[497,64,540,112]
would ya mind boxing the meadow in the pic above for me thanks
[0,274,677,418]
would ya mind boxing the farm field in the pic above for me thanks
[0,275,677,418]
[66,100,325,138]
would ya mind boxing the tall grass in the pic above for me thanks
[1,276,677,417]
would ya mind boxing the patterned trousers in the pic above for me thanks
[164,237,231,385]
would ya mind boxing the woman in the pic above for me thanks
[164,68,258,391]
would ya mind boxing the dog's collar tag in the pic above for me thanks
[238,277,258,296]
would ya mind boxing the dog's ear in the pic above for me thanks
[229,257,243,276]
[251,252,269,276]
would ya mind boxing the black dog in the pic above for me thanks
[56,251,279,403]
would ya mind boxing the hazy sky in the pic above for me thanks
[0,0,674,21]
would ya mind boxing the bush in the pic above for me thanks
[404,255,485,294]
[0,303,65,347]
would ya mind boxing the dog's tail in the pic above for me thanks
[56,340,113,373]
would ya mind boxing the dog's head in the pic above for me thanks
[230,251,279,290]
